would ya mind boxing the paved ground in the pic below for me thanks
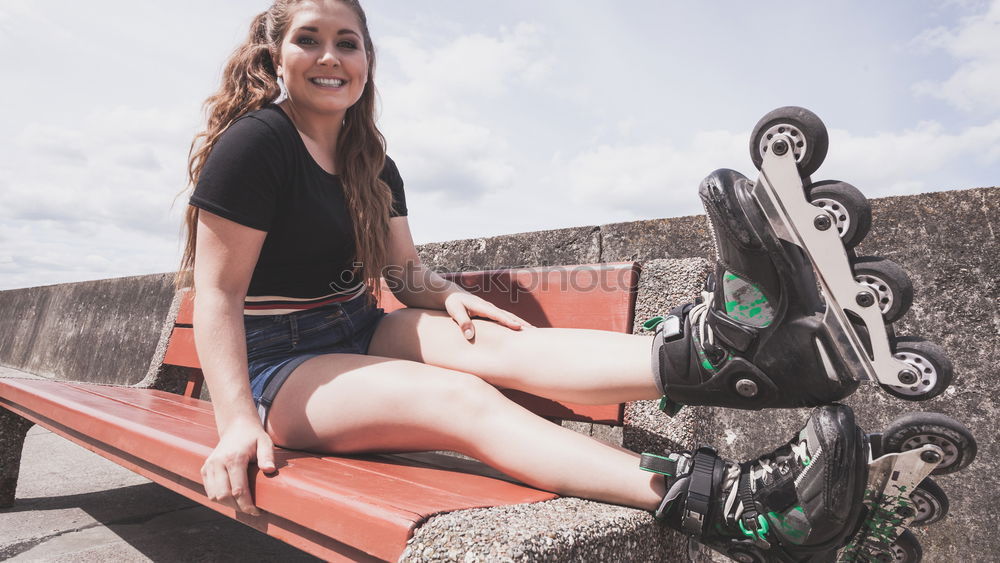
[1,425,320,562]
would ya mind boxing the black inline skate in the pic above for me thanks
[650,106,952,412]
[640,405,976,562]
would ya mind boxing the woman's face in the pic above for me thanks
[276,0,369,121]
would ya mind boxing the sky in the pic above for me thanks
[2,0,998,290]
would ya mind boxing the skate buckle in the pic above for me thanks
[648,314,683,340]
[682,509,705,532]
[739,515,771,549]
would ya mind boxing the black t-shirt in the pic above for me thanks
[189,104,406,304]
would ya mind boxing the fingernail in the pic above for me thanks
[464,329,474,340]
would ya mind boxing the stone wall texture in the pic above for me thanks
[0,186,996,562]
[0,274,176,386]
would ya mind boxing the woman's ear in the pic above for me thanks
[272,49,283,78]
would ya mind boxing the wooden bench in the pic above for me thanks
[0,263,640,562]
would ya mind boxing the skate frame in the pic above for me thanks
[750,137,914,389]
[837,444,943,562]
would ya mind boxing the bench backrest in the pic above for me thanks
[164,263,640,425]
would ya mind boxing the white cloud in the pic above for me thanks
[550,119,1000,222]
[554,131,747,218]
[914,0,1000,113]
[380,23,550,105]
[823,119,1000,194]
[378,23,550,202]
[1,105,194,288]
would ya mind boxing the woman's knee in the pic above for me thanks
[411,368,504,422]
[267,357,507,450]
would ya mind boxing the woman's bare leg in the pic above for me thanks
[370,309,660,405]
[265,353,664,511]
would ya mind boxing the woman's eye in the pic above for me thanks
[296,37,318,45]
[338,40,358,50]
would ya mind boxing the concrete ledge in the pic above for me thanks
[400,498,687,563]
[0,274,175,386]
[418,226,602,272]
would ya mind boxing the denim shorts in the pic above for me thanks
[244,293,386,425]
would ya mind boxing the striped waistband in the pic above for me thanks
[244,284,367,316]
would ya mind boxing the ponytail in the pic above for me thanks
[176,11,281,289]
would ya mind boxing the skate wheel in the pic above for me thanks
[852,256,914,322]
[806,180,872,248]
[882,336,952,400]
[889,529,923,562]
[910,476,949,526]
[750,106,829,177]
[882,411,977,475]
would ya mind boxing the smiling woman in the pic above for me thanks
[171,2,907,561]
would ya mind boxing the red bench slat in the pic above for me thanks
[0,378,555,561]
[163,326,200,369]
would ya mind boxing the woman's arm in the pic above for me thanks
[384,216,531,339]
[192,210,275,515]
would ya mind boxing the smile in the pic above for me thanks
[310,77,346,87]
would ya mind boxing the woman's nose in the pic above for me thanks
[317,47,339,67]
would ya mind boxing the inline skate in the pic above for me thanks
[640,405,976,562]
[650,106,952,411]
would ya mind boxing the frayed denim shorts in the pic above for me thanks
[244,293,385,425]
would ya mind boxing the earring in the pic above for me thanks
[275,76,289,103]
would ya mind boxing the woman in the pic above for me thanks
[179,1,869,559]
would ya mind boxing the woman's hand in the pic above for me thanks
[201,418,277,516]
[443,291,534,340]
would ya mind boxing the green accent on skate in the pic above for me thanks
[839,481,915,561]
[722,271,774,328]
[766,507,808,544]
[643,316,665,331]
[738,515,770,541]
[702,359,714,371]
[658,396,684,416]
[802,455,811,467]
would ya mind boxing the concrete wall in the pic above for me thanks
[1,186,995,561]
[0,274,176,386]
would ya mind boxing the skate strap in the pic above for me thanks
[737,472,771,549]
[639,452,687,477]
[680,448,718,536]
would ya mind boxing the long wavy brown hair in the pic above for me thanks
[177,0,392,299]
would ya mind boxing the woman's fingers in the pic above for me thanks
[225,454,260,516]
[469,300,534,330]
[201,459,232,504]
[445,293,536,338]
[257,436,277,474]
[446,298,475,339]
[201,425,273,515]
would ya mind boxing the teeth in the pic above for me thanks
[312,77,344,87]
